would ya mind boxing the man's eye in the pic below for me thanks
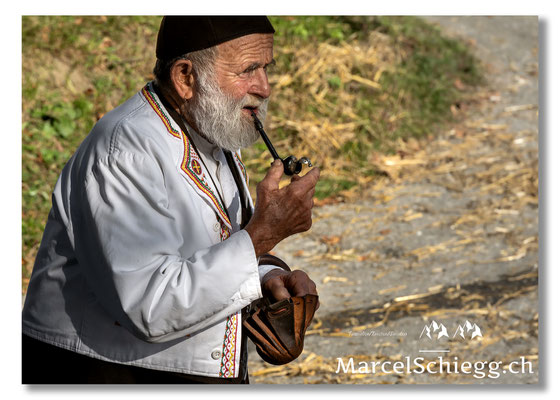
[238,69,255,78]
[239,62,275,77]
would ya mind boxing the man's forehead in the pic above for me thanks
[216,34,274,63]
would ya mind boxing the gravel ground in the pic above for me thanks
[248,16,539,384]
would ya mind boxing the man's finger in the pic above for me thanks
[290,167,320,191]
[302,166,320,181]
[267,278,291,302]
[285,271,314,297]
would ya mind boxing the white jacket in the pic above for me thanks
[22,82,269,379]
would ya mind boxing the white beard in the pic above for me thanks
[186,69,268,152]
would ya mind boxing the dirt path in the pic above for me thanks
[248,16,539,384]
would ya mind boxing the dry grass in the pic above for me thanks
[259,32,398,185]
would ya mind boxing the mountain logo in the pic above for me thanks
[419,320,449,340]
[453,320,483,340]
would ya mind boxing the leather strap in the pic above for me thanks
[224,150,253,229]
[258,254,291,271]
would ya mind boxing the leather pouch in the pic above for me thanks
[243,294,318,365]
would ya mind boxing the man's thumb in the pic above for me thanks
[261,159,284,188]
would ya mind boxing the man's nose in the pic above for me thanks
[249,68,271,99]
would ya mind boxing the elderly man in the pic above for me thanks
[22,16,319,384]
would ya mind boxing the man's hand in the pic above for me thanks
[245,159,320,257]
[261,268,319,309]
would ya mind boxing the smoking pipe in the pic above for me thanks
[250,111,312,176]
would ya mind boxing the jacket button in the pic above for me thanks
[211,350,221,360]
[213,223,220,232]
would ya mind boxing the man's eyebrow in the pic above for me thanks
[243,59,276,73]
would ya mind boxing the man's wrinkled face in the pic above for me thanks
[214,33,275,114]
[187,34,274,151]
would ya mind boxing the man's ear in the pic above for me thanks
[169,59,195,101]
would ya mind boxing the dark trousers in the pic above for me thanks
[22,334,249,384]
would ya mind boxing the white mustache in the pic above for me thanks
[241,96,265,108]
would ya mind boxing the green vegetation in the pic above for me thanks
[22,16,483,290]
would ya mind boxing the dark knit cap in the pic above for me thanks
[156,16,275,61]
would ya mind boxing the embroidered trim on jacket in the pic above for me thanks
[219,311,239,378]
[143,83,240,378]
[233,152,248,186]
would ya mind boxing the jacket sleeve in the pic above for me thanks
[72,150,262,343]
